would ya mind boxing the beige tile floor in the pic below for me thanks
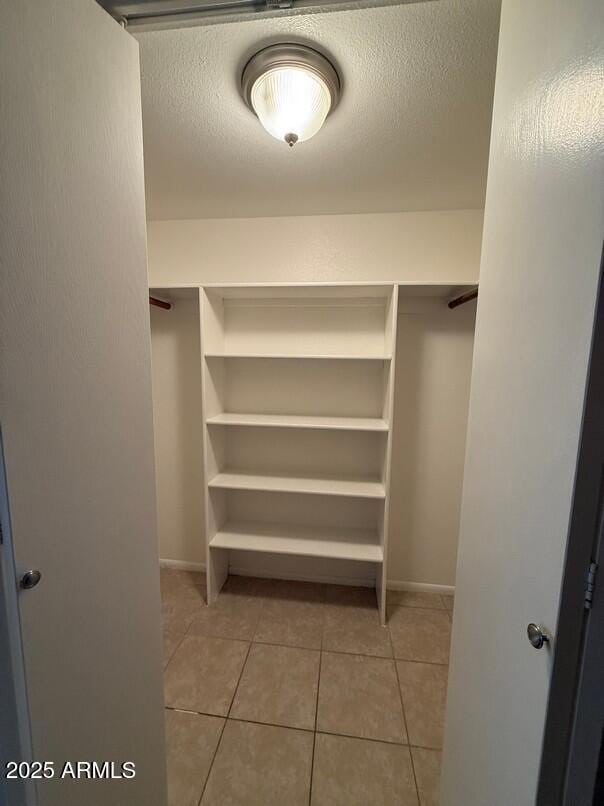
[161,569,453,806]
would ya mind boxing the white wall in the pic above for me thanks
[149,210,481,589]
[392,299,476,588]
[151,300,205,563]
[147,210,482,286]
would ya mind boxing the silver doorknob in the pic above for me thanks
[527,623,549,649]
[20,570,42,590]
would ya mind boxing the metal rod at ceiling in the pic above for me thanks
[149,296,172,310]
[97,0,435,28]
[448,287,478,310]
[108,0,272,22]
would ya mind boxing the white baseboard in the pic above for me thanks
[386,579,455,595]
[159,558,206,572]
[229,564,375,588]
[159,557,455,594]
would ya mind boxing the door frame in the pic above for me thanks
[537,247,604,805]
[0,429,36,806]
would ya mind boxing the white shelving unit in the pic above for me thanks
[206,412,389,431]
[208,470,386,498]
[210,522,383,563]
[149,281,473,624]
[196,282,398,624]
[205,352,391,360]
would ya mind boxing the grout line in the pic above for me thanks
[314,727,423,749]
[320,645,393,661]
[308,731,317,806]
[195,638,254,806]
[319,645,448,667]
[162,631,186,673]
[307,593,326,805]
[166,618,449,667]
[165,705,444,754]
[308,646,323,806]
[226,643,253,720]
[164,707,442,751]
[390,625,422,804]
[393,657,449,669]
[225,715,315,734]
[315,653,323,733]
[251,636,371,655]
[195,715,227,806]
[224,717,410,747]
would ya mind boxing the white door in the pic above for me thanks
[0,2,167,805]
[441,1,604,804]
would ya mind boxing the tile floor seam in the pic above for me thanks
[164,707,314,733]
[224,718,410,748]
[166,708,423,751]
[308,647,323,806]
[226,641,253,720]
[164,704,448,755]
[195,712,228,806]
[312,727,408,748]
[257,636,392,659]
[171,629,441,667]
[246,637,396,662]
[394,658,449,669]
[194,639,254,806]
[252,635,322,652]
[314,652,323,732]
[181,614,448,664]
[163,632,185,672]
[227,716,315,734]
[390,620,422,805]
[308,732,317,806]
[164,707,436,750]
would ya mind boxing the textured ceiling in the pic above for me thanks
[136,0,501,219]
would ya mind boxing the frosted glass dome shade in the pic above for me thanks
[250,66,332,145]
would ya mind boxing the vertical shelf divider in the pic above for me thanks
[200,287,228,603]
[377,284,399,624]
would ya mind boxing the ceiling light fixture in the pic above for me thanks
[241,43,341,147]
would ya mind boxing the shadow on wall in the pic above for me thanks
[150,300,204,564]
[389,300,476,588]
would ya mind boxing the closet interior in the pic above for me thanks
[150,282,473,624]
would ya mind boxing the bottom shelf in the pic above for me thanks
[210,521,383,563]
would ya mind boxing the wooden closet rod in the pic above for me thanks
[149,296,172,310]
[448,287,478,309]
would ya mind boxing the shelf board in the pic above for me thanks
[206,412,389,432]
[203,283,394,300]
[204,352,391,361]
[210,521,383,563]
[208,470,386,499]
